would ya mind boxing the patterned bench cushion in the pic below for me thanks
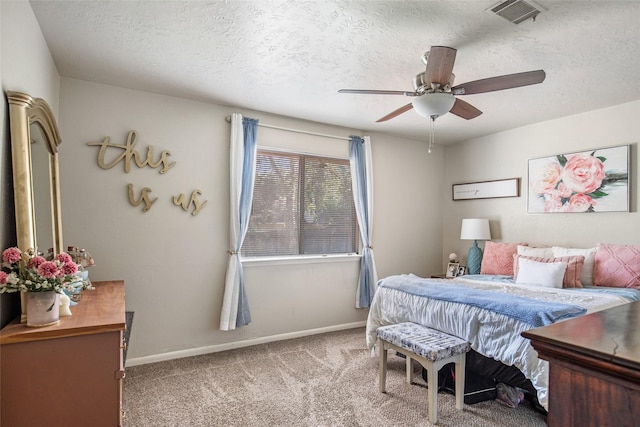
[377,322,470,361]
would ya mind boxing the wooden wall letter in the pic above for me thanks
[173,190,208,216]
[128,184,158,212]
[87,130,176,174]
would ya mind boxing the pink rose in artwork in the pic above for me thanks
[557,182,572,198]
[0,271,8,285]
[2,247,22,265]
[531,162,562,194]
[561,154,605,194]
[543,190,565,213]
[566,193,596,213]
[37,261,59,279]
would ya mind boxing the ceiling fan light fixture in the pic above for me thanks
[339,44,544,124]
[412,93,456,119]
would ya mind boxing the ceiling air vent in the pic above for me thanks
[490,0,546,24]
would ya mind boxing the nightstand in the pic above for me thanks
[430,274,453,279]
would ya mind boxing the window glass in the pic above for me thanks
[242,150,357,256]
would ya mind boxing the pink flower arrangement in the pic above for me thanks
[531,151,609,213]
[0,247,83,294]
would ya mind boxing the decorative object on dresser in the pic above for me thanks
[460,218,491,275]
[24,291,60,326]
[0,280,128,427]
[0,247,88,327]
[63,245,96,303]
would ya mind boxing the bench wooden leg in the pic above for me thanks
[426,360,437,424]
[379,340,387,393]
[454,354,466,410]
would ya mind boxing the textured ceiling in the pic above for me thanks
[29,0,640,145]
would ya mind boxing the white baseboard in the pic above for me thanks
[126,321,367,367]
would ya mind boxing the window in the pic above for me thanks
[242,149,357,257]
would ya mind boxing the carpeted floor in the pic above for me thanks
[123,327,547,426]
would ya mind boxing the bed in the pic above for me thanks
[365,242,640,411]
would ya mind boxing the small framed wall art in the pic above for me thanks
[452,178,520,201]
[527,144,629,214]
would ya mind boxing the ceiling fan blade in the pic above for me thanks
[449,98,483,120]
[424,46,457,86]
[452,70,546,95]
[376,103,414,122]
[339,89,416,96]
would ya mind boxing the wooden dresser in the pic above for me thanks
[0,280,126,427]
[522,300,640,427]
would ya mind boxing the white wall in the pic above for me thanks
[442,100,640,268]
[58,78,444,363]
[1,0,60,327]
[1,0,59,111]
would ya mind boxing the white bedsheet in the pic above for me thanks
[365,275,633,410]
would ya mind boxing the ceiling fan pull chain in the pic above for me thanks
[428,116,436,154]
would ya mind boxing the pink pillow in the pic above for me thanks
[513,254,585,288]
[480,242,526,276]
[592,243,640,289]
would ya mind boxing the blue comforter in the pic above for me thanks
[378,274,587,327]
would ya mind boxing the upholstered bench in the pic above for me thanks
[376,322,471,424]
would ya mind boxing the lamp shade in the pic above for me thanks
[411,93,456,119]
[460,218,491,241]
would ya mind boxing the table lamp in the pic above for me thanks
[460,218,491,275]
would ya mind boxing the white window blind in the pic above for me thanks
[242,149,357,256]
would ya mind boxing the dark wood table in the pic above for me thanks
[522,300,640,427]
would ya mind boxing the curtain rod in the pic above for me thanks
[225,115,350,141]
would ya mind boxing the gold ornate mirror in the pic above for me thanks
[7,91,63,322]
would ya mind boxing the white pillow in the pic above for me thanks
[552,246,597,286]
[517,245,554,258]
[515,257,567,288]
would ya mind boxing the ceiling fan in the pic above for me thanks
[339,46,546,124]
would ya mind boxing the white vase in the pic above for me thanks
[26,291,60,327]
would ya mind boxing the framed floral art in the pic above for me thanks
[527,145,629,214]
